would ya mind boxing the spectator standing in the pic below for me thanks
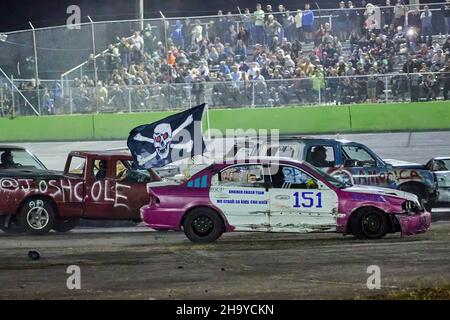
[407,8,422,35]
[42,88,54,115]
[311,68,325,102]
[254,3,266,45]
[51,81,63,113]
[381,0,394,29]
[302,4,315,44]
[241,8,254,44]
[265,5,274,22]
[347,1,359,36]
[183,19,193,48]
[443,0,450,35]
[420,6,433,45]
[283,10,295,42]
[336,1,350,42]
[265,15,282,48]
[276,5,286,40]
[191,20,203,45]
[441,60,450,100]
[367,71,377,103]
[295,10,303,42]
[393,0,407,28]
[171,20,184,49]
[409,68,421,102]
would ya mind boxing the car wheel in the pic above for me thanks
[183,208,224,243]
[18,198,56,235]
[53,217,80,232]
[351,208,387,239]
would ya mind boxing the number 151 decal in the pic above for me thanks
[293,192,322,208]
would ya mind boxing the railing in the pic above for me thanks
[0,67,40,117]
[2,72,448,118]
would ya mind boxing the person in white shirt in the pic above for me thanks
[192,20,203,45]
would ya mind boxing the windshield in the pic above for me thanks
[0,148,46,170]
[303,161,352,189]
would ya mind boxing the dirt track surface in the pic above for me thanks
[1,222,449,300]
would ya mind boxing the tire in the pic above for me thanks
[183,208,224,243]
[18,198,56,235]
[53,217,80,232]
[398,184,430,210]
[351,208,387,240]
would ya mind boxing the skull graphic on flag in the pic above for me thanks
[127,104,206,169]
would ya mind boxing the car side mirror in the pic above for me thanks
[344,159,358,167]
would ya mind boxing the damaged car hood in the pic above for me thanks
[383,159,428,170]
[344,185,419,202]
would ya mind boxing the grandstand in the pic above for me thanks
[0,1,449,117]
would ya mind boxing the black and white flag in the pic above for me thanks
[127,104,206,169]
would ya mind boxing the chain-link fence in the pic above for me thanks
[0,2,449,116]
[3,72,448,117]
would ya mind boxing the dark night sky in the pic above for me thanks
[0,0,442,32]
[0,0,404,32]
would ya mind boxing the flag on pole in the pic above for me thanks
[127,104,206,169]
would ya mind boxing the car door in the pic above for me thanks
[340,144,391,187]
[267,164,338,232]
[209,164,270,231]
[82,158,116,219]
[111,159,153,219]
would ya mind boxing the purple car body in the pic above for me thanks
[141,158,431,242]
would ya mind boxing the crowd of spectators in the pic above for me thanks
[4,1,450,116]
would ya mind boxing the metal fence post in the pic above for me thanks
[69,86,73,115]
[318,87,321,105]
[385,76,389,103]
[128,88,132,113]
[11,75,15,118]
[251,81,255,108]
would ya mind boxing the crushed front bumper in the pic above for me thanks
[395,211,431,237]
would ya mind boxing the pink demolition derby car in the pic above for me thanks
[140,158,431,243]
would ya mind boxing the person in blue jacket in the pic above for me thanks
[302,3,315,44]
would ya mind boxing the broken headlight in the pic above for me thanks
[402,200,423,214]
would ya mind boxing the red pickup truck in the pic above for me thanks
[0,147,160,235]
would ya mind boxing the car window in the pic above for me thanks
[341,145,377,167]
[0,149,46,170]
[305,145,336,168]
[116,160,153,183]
[253,142,304,160]
[267,165,318,189]
[218,165,265,187]
[67,156,86,177]
[92,159,107,180]
[431,159,450,171]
